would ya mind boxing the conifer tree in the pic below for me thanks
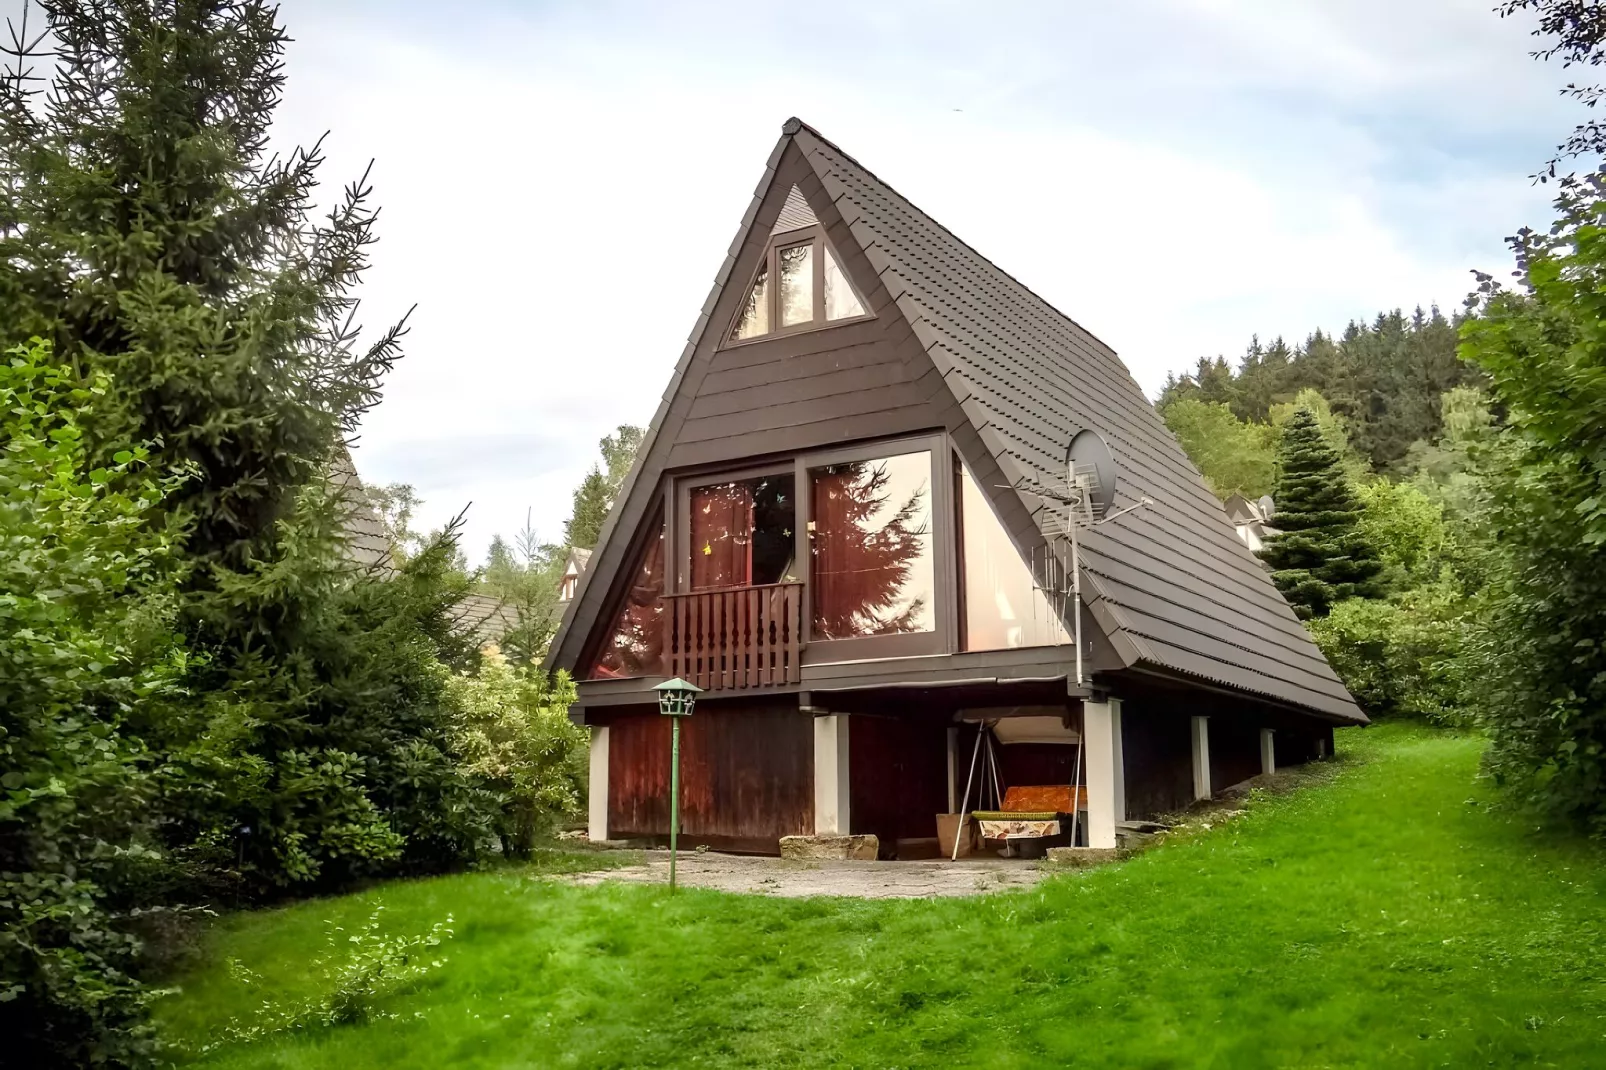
[565,466,612,549]
[0,2,494,903]
[1258,408,1385,619]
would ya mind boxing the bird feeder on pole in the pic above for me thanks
[653,677,702,892]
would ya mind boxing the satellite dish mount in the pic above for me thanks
[1012,429,1152,687]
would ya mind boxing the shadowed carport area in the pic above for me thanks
[566,850,1048,898]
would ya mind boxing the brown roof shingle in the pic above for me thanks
[788,120,1362,722]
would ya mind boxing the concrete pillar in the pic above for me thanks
[1260,728,1276,777]
[1083,698,1124,849]
[813,714,851,836]
[587,725,609,843]
[1192,716,1212,801]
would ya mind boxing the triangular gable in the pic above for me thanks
[783,119,1361,722]
[551,131,969,677]
[550,117,1361,724]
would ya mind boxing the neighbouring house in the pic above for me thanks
[332,450,517,648]
[558,547,593,603]
[1223,493,1280,554]
[546,118,1364,858]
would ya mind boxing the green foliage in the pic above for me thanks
[1160,309,1475,472]
[442,653,586,856]
[0,339,186,1067]
[363,482,424,563]
[1459,170,1606,833]
[1258,409,1385,618]
[563,424,644,550]
[1309,588,1471,725]
[197,903,454,1053]
[482,513,564,664]
[564,469,612,550]
[1157,397,1276,498]
[162,496,499,896]
[0,0,402,571]
[159,729,1606,1068]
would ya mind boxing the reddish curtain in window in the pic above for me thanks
[587,510,666,679]
[690,482,754,590]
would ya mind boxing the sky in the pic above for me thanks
[7,0,1583,560]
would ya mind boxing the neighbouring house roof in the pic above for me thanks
[548,118,1363,724]
[330,449,517,647]
[329,449,394,571]
[450,592,520,648]
[565,546,593,575]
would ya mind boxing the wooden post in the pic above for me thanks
[1260,728,1275,777]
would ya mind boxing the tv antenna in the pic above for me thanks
[1011,430,1152,687]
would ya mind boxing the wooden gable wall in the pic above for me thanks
[550,135,1116,680]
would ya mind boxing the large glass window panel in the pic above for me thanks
[823,245,866,320]
[588,509,666,679]
[731,263,769,340]
[778,243,814,326]
[959,463,1070,650]
[809,451,934,639]
[689,474,796,590]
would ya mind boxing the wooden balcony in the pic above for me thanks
[665,582,804,691]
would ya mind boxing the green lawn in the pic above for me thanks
[159,726,1606,1068]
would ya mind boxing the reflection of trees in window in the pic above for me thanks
[588,510,665,678]
[810,453,934,639]
[690,475,795,590]
[730,263,769,340]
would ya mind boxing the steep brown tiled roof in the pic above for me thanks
[788,120,1362,722]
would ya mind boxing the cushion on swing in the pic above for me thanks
[971,810,1059,821]
[1001,785,1086,813]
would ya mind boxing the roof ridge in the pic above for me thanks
[784,116,1128,383]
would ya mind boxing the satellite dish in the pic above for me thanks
[1257,494,1276,520]
[1066,429,1118,520]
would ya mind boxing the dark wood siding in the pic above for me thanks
[1209,713,1263,794]
[1121,703,1195,820]
[848,714,949,851]
[607,700,812,853]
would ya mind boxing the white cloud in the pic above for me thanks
[3,0,1579,562]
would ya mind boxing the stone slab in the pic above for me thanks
[779,834,879,861]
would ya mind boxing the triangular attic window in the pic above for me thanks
[728,187,868,343]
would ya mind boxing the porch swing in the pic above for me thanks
[950,712,1089,860]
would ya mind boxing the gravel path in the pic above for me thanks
[567,850,1048,898]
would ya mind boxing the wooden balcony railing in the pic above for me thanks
[664,582,804,691]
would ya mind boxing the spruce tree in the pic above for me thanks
[0,3,494,902]
[565,466,612,549]
[1258,408,1384,619]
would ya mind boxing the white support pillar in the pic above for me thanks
[1260,728,1276,778]
[1083,698,1124,849]
[587,725,609,843]
[1191,716,1212,801]
[813,714,851,836]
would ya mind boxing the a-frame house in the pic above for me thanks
[547,118,1364,857]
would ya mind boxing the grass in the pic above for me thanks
[158,725,1606,1068]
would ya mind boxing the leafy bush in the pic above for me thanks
[443,652,586,856]
[1309,589,1472,726]
[0,339,187,1067]
[1459,170,1606,833]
